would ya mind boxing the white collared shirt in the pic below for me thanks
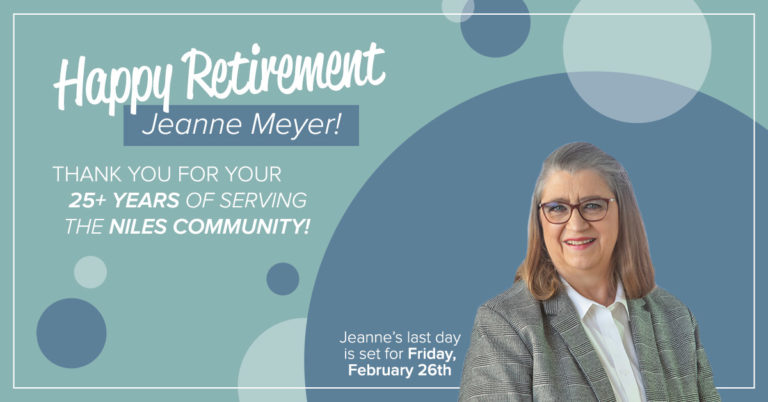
[561,277,647,402]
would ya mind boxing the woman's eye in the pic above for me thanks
[548,204,567,213]
[583,202,604,210]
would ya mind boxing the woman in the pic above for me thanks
[458,143,720,402]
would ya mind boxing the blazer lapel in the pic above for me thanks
[628,297,669,402]
[544,291,616,402]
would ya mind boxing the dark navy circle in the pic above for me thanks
[460,0,530,58]
[267,263,300,295]
[36,298,107,368]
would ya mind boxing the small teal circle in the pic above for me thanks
[267,263,299,295]
[37,298,106,368]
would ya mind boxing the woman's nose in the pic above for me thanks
[566,208,590,230]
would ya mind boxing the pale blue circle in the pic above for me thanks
[442,0,475,23]
[267,263,299,295]
[74,256,107,289]
[238,318,307,402]
[563,0,711,123]
[37,298,107,368]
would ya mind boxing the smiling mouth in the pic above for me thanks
[564,238,595,245]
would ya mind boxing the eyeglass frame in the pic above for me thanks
[537,197,616,224]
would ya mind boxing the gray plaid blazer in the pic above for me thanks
[459,280,720,401]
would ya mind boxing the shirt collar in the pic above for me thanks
[560,275,629,320]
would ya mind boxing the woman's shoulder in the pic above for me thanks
[476,280,543,327]
[641,285,695,321]
[484,280,536,307]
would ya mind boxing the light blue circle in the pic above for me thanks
[74,256,107,289]
[238,318,307,402]
[442,0,475,23]
[267,263,299,295]
[37,298,107,368]
[563,0,711,123]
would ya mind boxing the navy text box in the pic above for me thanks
[124,105,359,146]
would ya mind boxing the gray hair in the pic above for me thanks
[534,142,629,207]
[516,142,655,299]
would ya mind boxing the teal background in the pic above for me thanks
[3,0,766,401]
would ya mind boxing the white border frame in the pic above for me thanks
[11,12,757,391]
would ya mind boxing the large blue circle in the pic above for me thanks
[37,298,107,368]
[305,73,764,400]
[267,263,299,295]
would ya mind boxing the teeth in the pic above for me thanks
[565,239,594,245]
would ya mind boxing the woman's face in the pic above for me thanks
[539,169,619,280]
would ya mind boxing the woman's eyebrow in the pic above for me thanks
[541,195,608,204]
[578,195,608,202]
[541,197,569,204]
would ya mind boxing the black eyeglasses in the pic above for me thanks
[538,198,616,224]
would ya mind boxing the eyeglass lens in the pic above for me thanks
[542,199,609,223]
